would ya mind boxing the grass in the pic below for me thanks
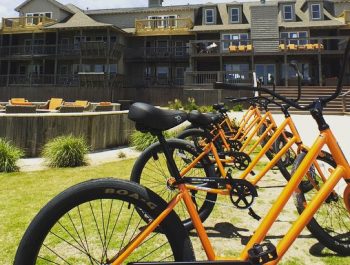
[0,158,349,264]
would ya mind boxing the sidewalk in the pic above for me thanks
[17,146,140,172]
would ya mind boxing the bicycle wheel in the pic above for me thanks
[14,178,195,264]
[130,138,217,231]
[292,152,350,255]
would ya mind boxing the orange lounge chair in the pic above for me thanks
[313,43,324,50]
[279,44,286,51]
[9,98,31,105]
[287,44,297,50]
[306,44,314,50]
[39,98,64,110]
[246,44,253,52]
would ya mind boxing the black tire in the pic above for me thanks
[292,152,350,255]
[130,139,217,231]
[14,178,195,264]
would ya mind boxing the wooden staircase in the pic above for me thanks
[260,86,350,115]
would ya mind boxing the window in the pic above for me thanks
[224,64,249,83]
[157,66,169,80]
[205,9,215,24]
[230,8,240,23]
[283,5,293,21]
[222,33,249,50]
[110,64,117,73]
[96,36,107,42]
[280,31,308,45]
[175,41,184,56]
[175,67,185,85]
[148,15,178,28]
[26,12,52,25]
[311,4,321,20]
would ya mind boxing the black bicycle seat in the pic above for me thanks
[188,110,221,127]
[213,103,225,110]
[128,102,187,132]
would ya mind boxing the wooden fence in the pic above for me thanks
[0,111,135,157]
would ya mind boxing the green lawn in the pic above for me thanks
[0,159,349,264]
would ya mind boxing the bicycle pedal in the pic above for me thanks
[248,242,277,265]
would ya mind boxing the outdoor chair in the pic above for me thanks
[58,105,84,113]
[229,45,238,52]
[238,45,246,52]
[298,45,306,50]
[94,104,113,112]
[39,98,64,110]
[246,44,253,52]
[74,100,92,111]
[8,98,32,105]
[279,44,286,51]
[287,44,297,50]
[306,44,314,50]
[313,43,324,50]
[5,105,36,113]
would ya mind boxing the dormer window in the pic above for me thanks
[205,9,215,24]
[230,7,240,23]
[311,4,321,20]
[283,5,293,21]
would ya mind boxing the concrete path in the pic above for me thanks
[17,113,350,171]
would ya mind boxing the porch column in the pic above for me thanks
[318,53,322,86]
[284,54,288,87]
[54,30,58,85]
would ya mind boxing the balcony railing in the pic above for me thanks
[185,71,253,86]
[0,42,124,58]
[189,36,349,56]
[135,18,193,36]
[1,16,56,33]
[125,46,189,60]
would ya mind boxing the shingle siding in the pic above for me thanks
[250,5,279,53]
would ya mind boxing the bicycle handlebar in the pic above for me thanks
[216,37,350,110]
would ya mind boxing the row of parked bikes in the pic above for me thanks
[14,39,350,264]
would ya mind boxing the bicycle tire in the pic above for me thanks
[292,152,350,255]
[14,178,195,264]
[130,138,217,231]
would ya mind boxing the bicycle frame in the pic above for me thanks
[112,127,350,265]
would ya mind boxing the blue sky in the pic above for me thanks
[0,0,240,19]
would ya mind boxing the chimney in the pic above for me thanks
[149,0,164,8]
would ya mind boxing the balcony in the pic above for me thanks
[185,71,253,86]
[189,36,348,56]
[125,46,189,61]
[135,18,194,36]
[1,16,56,34]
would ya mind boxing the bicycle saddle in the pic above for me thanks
[212,103,225,110]
[188,110,221,127]
[128,102,187,131]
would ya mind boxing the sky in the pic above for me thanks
[0,0,244,19]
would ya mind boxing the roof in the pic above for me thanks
[15,0,73,14]
[85,4,200,15]
[46,4,125,32]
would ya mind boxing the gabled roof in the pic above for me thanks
[46,4,125,33]
[15,0,73,14]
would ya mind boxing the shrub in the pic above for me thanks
[42,135,89,168]
[184,97,198,111]
[197,105,214,113]
[168,98,183,110]
[0,138,24,173]
[232,104,243,112]
[130,130,176,151]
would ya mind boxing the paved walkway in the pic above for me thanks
[17,113,350,171]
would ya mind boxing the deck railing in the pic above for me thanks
[189,36,349,55]
[124,46,189,60]
[185,71,253,85]
[1,16,56,33]
[135,18,193,36]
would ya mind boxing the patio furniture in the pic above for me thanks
[238,45,246,52]
[74,100,92,111]
[287,44,297,50]
[58,105,84,113]
[313,43,324,50]
[8,98,32,105]
[306,44,314,50]
[279,44,286,51]
[39,98,64,110]
[5,105,36,113]
[229,45,238,52]
[246,44,253,52]
[298,45,306,50]
[94,104,113,112]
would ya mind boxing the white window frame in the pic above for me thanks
[222,33,249,50]
[148,15,178,28]
[25,12,52,25]
[205,9,215,24]
[311,4,321,20]
[280,31,308,45]
[229,7,240,23]
[283,5,293,21]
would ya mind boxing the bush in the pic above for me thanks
[0,138,24,173]
[184,97,198,111]
[232,104,243,112]
[168,98,183,110]
[130,130,176,151]
[42,135,89,168]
